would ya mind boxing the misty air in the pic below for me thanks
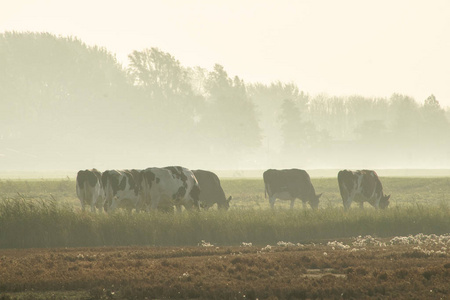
[1,1,450,299]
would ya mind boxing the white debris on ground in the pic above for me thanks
[277,241,296,247]
[240,242,253,247]
[352,235,387,247]
[260,245,272,252]
[323,234,449,256]
[327,241,350,250]
[390,233,450,247]
[199,240,214,247]
[242,234,448,256]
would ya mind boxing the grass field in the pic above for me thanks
[0,176,449,299]
[0,176,449,248]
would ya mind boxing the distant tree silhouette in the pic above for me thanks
[200,64,261,158]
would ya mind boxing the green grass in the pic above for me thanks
[0,177,449,248]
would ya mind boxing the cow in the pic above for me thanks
[192,169,232,210]
[140,166,201,212]
[263,169,322,209]
[337,169,390,210]
[102,169,143,213]
[76,169,104,212]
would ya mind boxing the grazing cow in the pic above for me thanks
[192,169,232,210]
[338,169,390,210]
[140,166,200,212]
[263,169,322,209]
[102,169,142,213]
[76,169,104,212]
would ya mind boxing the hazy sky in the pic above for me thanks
[2,0,450,106]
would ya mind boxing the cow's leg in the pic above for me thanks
[134,198,141,213]
[175,204,182,213]
[302,201,307,210]
[96,196,104,213]
[344,193,354,210]
[359,202,364,209]
[150,195,160,211]
[290,199,295,209]
[269,196,276,209]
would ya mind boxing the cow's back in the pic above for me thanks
[286,169,315,198]
[360,170,382,199]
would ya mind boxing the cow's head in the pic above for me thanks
[190,184,202,210]
[379,194,390,209]
[309,193,322,210]
[218,196,232,210]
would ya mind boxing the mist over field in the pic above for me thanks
[1,32,450,173]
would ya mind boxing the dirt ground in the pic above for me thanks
[0,237,449,299]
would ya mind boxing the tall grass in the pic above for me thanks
[1,177,449,248]
[0,196,448,248]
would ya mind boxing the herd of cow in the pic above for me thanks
[76,167,391,213]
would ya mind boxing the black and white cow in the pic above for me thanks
[76,169,104,212]
[102,169,142,213]
[263,169,322,209]
[338,169,390,210]
[140,166,200,212]
[192,169,232,210]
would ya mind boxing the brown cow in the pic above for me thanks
[193,170,232,210]
[263,169,321,209]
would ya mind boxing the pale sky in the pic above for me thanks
[2,0,450,106]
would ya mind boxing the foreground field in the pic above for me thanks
[1,235,449,299]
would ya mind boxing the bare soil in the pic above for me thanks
[0,241,449,299]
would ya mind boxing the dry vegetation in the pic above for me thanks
[1,237,449,299]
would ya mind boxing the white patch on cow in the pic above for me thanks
[140,167,199,212]
[104,170,141,213]
[340,170,387,210]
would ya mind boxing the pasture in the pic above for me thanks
[0,176,449,299]
[0,176,449,248]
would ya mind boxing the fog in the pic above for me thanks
[1,32,450,175]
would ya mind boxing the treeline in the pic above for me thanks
[1,32,449,170]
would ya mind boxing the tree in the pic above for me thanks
[354,120,387,144]
[278,98,322,157]
[200,64,261,158]
[127,48,202,153]
[419,95,450,161]
[248,81,309,155]
[128,48,192,100]
[388,94,421,145]
[0,32,130,169]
